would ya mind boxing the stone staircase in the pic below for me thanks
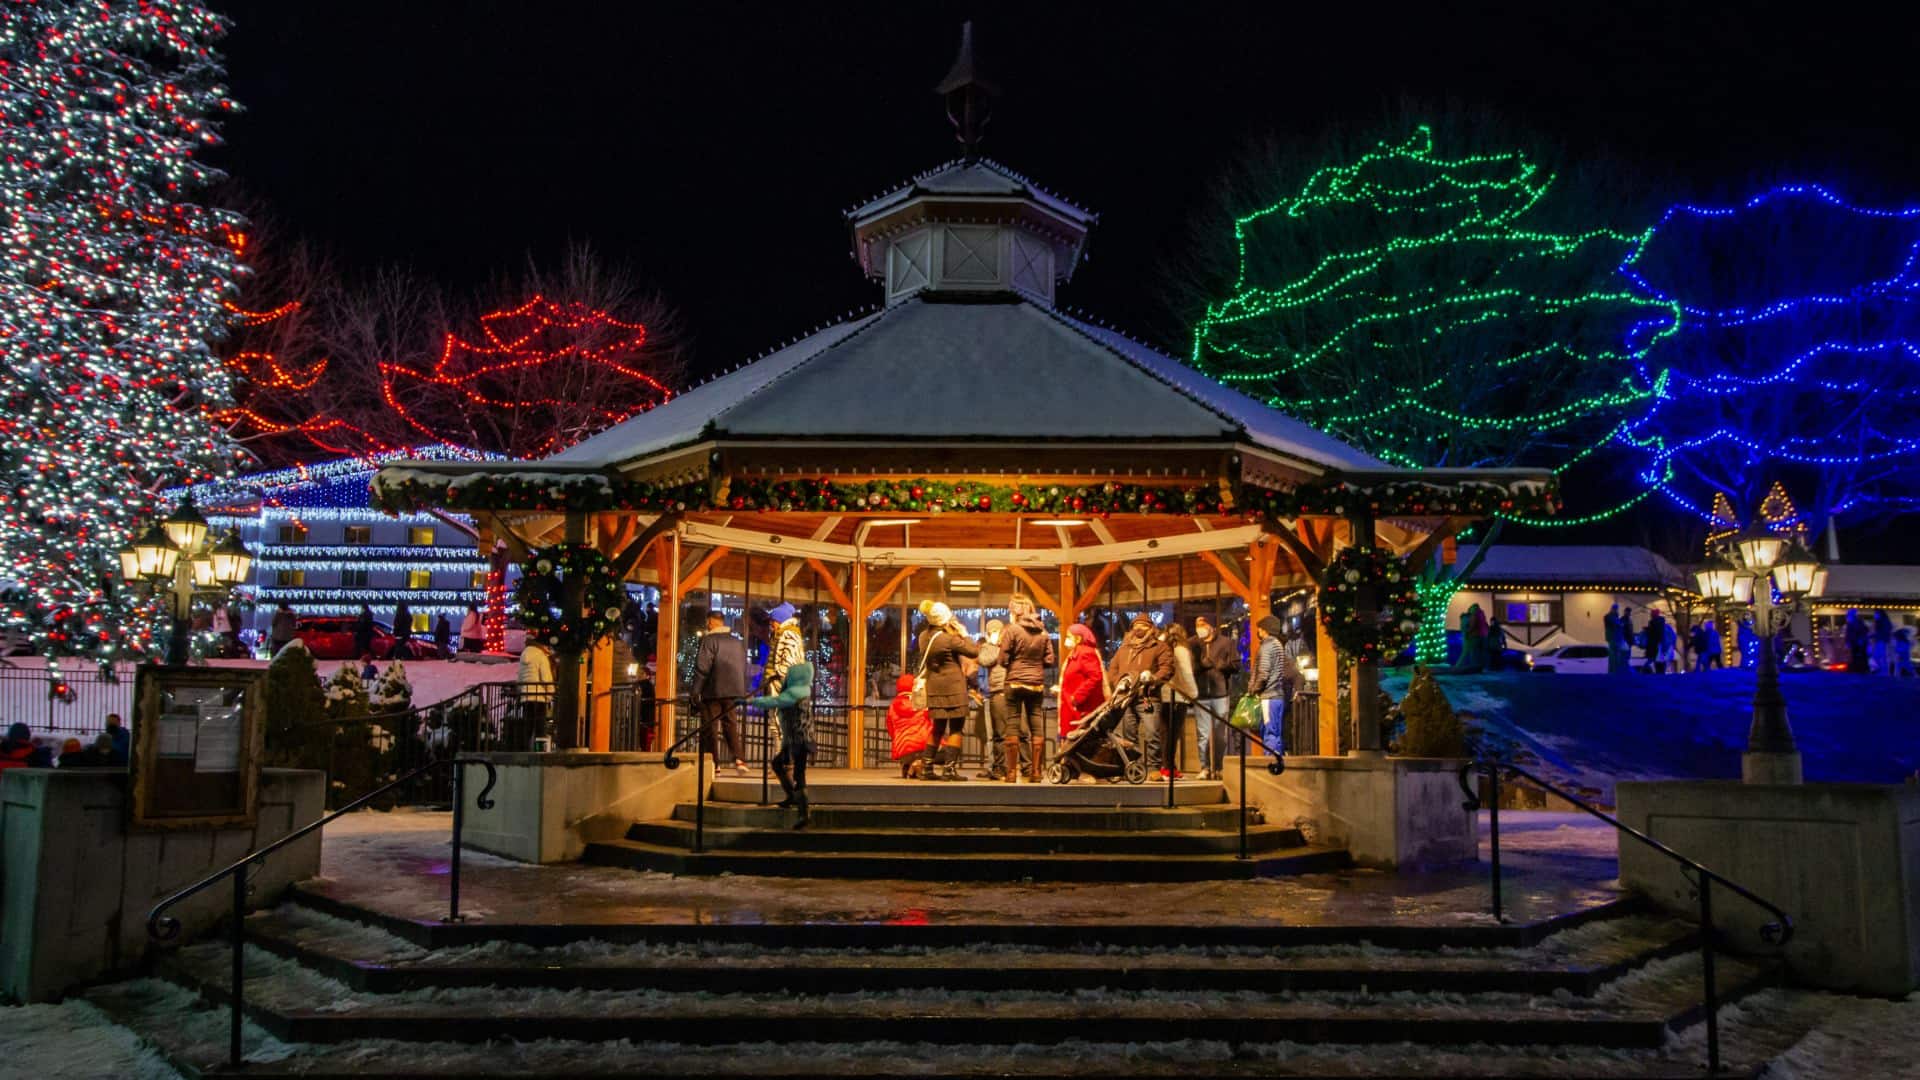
[583,775,1348,881]
[84,887,1794,1078]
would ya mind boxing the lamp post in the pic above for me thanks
[1696,525,1821,785]
[119,496,254,666]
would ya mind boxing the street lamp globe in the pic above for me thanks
[1731,573,1756,606]
[1769,538,1822,600]
[1694,552,1741,601]
[1734,525,1786,575]
[117,543,141,584]
[131,524,181,582]
[162,497,209,552]
[206,531,254,587]
[189,554,217,589]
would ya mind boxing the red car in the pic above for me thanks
[293,616,445,661]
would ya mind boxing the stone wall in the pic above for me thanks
[1616,780,1920,994]
[460,752,696,864]
[1,767,324,1003]
[1224,754,1476,868]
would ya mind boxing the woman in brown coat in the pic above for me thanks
[915,600,993,780]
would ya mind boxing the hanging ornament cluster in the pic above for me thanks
[1247,478,1560,521]
[1318,546,1423,661]
[722,477,1223,516]
[513,545,627,654]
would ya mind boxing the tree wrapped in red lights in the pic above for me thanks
[0,0,244,659]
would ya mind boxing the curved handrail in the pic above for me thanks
[1172,688,1289,772]
[1457,757,1794,947]
[146,753,498,943]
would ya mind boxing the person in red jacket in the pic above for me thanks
[885,673,932,778]
[1057,623,1107,738]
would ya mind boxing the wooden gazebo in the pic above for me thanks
[373,155,1554,763]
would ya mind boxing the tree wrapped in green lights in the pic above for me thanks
[1190,125,1677,660]
[0,0,244,660]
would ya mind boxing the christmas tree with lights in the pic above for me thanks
[1190,125,1677,659]
[0,0,244,659]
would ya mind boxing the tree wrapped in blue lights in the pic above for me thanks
[0,0,244,660]
[1622,185,1920,537]
[1189,125,1677,660]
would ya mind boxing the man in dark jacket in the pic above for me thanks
[390,601,413,659]
[269,601,297,655]
[692,612,751,776]
[1109,614,1174,774]
[1192,615,1240,779]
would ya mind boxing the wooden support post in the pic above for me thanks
[848,562,868,768]
[588,636,613,752]
[1348,512,1383,755]
[1316,617,1339,755]
[552,515,589,750]
[653,531,682,751]
[1056,565,1078,634]
[1073,562,1124,620]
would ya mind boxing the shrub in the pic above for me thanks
[1395,663,1465,758]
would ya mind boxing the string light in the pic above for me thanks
[1621,183,1920,531]
[0,0,243,661]
[379,295,671,460]
[1188,124,1678,661]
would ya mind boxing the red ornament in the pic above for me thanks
[976,495,991,510]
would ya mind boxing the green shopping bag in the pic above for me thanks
[1228,694,1264,732]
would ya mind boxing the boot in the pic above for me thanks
[1001,739,1021,782]
[1029,738,1045,783]
[792,793,810,829]
[772,761,796,808]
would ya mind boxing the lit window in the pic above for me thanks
[407,569,432,590]
[409,526,434,546]
[1503,601,1559,625]
[470,570,488,589]
[277,524,308,545]
[275,569,305,587]
[343,526,372,545]
[340,568,369,587]
[413,612,432,633]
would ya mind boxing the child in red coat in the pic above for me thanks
[885,673,932,778]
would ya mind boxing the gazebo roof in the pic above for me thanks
[548,292,1383,474]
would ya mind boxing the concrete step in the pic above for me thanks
[709,775,1227,807]
[152,939,1780,1052]
[629,819,1306,855]
[671,801,1253,831]
[581,836,1352,881]
[240,905,1703,997]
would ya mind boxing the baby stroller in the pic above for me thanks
[1048,676,1149,785]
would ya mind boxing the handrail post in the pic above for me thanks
[694,721,707,855]
[448,758,466,923]
[230,865,246,1068]
[1488,765,1504,924]
[760,708,770,807]
[1237,736,1249,861]
[1700,875,1721,1074]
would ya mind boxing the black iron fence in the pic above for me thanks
[0,661,135,740]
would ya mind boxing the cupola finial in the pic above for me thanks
[935,21,996,161]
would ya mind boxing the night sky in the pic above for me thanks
[217,1,1920,554]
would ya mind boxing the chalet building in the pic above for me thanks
[1444,544,1696,651]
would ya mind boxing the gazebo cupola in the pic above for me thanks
[846,24,1095,307]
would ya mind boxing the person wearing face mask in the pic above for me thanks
[1109,614,1174,774]
[974,618,1010,780]
[916,600,992,781]
[1057,623,1107,741]
[997,593,1056,783]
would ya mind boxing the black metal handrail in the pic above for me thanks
[1168,688,1288,860]
[1458,757,1793,1074]
[660,693,735,854]
[147,751,499,1068]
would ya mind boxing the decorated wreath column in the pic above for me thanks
[1317,514,1422,756]
[516,539,630,750]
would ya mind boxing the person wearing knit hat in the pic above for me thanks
[1191,615,1241,780]
[1058,623,1107,739]
[1250,615,1294,762]
[764,602,805,693]
[1109,613,1174,776]
[914,598,989,779]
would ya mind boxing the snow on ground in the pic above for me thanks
[0,998,185,1080]
[1385,669,1920,803]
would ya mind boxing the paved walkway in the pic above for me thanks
[305,809,1620,929]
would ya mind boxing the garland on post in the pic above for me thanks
[1318,546,1422,661]
[514,545,627,654]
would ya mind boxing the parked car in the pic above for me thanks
[1530,643,1611,674]
[293,616,444,661]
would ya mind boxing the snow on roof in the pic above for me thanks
[1456,545,1690,588]
[1815,564,1920,602]
[541,294,1382,473]
[1052,310,1386,470]
[846,158,1096,225]
[544,312,884,466]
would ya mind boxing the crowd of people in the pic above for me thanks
[0,713,130,773]
[1837,609,1916,676]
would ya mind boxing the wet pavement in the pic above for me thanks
[305,809,1620,930]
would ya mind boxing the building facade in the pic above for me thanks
[1445,544,1696,653]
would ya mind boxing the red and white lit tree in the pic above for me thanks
[0,0,244,659]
